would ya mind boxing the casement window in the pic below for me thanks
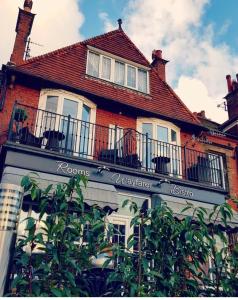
[107,193,150,253]
[137,118,181,175]
[86,48,149,94]
[38,89,96,157]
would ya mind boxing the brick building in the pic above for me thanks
[0,0,238,248]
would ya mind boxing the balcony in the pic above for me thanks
[6,103,226,189]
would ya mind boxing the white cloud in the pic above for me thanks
[175,76,228,123]
[113,0,238,124]
[0,0,84,65]
[99,12,116,32]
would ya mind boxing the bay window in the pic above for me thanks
[87,48,149,93]
[38,89,96,157]
[137,118,181,176]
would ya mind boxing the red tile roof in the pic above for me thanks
[16,29,200,126]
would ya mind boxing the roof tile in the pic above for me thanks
[17,29,200,126]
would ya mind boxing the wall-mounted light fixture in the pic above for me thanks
[156,178,171,187]
[0,183,24,296]
[97,166,110,174]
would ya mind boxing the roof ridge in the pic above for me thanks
[81,28,121,45]
[152,68,200,124]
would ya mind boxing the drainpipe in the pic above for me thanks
[0,183,24,296]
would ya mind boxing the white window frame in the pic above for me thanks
[86,46,150,94]
[107,193,150,252]
[37,89,96,157]
[137,118,181,176]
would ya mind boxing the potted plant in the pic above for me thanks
[14,108,28,122]
[13,108,28,142]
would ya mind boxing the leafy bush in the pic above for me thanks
[7,175,238,296]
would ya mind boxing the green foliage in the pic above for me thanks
[9,174,108,297]
[107,200,238,297]
[8,175,238,297]
[14,108,28,122]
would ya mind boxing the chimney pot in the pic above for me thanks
[152,49,162,60]
[24,0,33,12]
[226,74,233,93]
[117,19,122,30]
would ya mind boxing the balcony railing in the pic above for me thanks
[7,103,226,189]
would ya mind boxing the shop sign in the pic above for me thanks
[56,161,90,177]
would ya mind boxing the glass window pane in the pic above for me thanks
[82,104,91,122]
[157,126,168,142]
[171,129,177,143]
[61,99,78,153]
[127,65,136,88]
[43,96,58,130]
[80,105,91,157]
[87,52,100,77]
[138,69,147,93]
[46,96,58,112]
[142,123,153,169]
[142,123,152,137]
[115,61,125,85]
[63,98,78,118]
[102,56,111,80]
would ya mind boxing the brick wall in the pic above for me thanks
[96,108,136,129]
[0,84,40,142]
[95,108,137,157]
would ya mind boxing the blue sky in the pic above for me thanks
[80,0,238,52]
[1,0,238,123]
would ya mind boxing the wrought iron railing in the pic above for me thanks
[7,103,226,189]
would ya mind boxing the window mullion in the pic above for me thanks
[99,54,102,79]
[136,67,138,90]
[125,64,128,87]
[111,59,114,83]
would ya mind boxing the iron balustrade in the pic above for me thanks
[7,103,226,189]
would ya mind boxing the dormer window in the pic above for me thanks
[86,47,149,94]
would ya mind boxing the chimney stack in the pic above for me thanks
[10,0,35,65]
[224,74,238,135]
[226,75,233,93]
[151,49,168,81]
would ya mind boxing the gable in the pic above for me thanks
[82,29,150,67]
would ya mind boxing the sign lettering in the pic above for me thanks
[56,161,90,177]
[170,184,194,198]
[111,173,152,189]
